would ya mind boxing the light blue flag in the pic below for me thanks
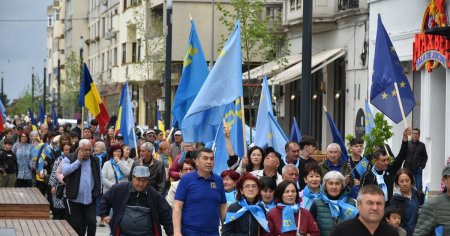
[254,75,274,148]
[268,112,288,158]
[183,20,242,143]
[364,100,375,137]
[354,156,369,177]
[119,82,136,148]
[39,102,45,125]
[289,116,302,143]
[213,123,229,175]
[224,99,245,158]
[172,20,209,128]
[0,99,5,117]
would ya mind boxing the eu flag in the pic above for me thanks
[28,108,37,126]
[39,101,45,125]
[254,75,274,148]
[172,20,209,129]
[268,112,288,157]
[51,103,59,132]
[183,20,242,143]
[325,111,349,163]
[289,116,302,143]
[224,99,245,158]
[370,15,415,124]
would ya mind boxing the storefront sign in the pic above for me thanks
[413,33,450,71]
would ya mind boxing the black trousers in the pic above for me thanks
[69,200,97,236]
[15,179,32,187]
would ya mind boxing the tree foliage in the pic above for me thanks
[61,51,82,118]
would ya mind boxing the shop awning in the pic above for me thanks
[268,48,346,85]
[242,54,301,80]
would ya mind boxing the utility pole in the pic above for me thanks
[32,66,35,110]
[209,0,215,69]
[164,0,173,129]
[43,60,47,112]
[300,0,313,135]
[1,71,3,105]
[80,36,84,124]
[57,50,62,117]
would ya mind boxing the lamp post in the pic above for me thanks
[32,66,35,110]
[80,36,84,123]
[300,0,313,135]
[43,59,47,112]
[57,50,62,117]
[1,71,3,105]
[164,0,173,129]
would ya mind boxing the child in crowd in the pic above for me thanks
[385,206,406,236]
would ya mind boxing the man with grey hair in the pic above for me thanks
[62,139,101,236]
[319,143,352,187]
[130,142,166,193]
[100,166,173,236]
[281,163,299,184]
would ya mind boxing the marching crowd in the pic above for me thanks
[0,115,449,236]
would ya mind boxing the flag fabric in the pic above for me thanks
[354,156,369,177]
[182,20,242,143]
[51,103,59,132]
[28,108,38,131]
[79,63,110,133]
[268,112,288,157]
[370,15,415,124]
[115,82,136,148]
[224,99,245,158]
[364,100,375,136]
[172,20,210,129]
[213,124,229,175]
[39,102,45,125]
[156,105,166,138]
[325,111,349,163]
[254,75,274,148]
[0,99,5,132]
[289,116,302,143]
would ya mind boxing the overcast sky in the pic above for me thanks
[0,0,52,101]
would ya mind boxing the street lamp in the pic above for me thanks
[43,59,47,112]
[57,50,61,117]
[80,35,84,122]
[1,71,3,105]
[164,0,173,129]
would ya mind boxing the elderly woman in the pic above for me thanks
[266,180,319,236]
[311,171,358,236]
[299,163,322,210]
[223,173,269,236]
[390,168,424,236]
[221,170,241,206]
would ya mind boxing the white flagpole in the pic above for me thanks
[393,82,409,130]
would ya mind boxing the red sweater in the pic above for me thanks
[266,205,319,236]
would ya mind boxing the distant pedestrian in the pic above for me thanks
[404,128,428,191]
[0,138,18,187]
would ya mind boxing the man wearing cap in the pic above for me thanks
[62,139,101,236]
[100,166,173,236]
[173,148,227,236]
[146,130,158,151]
[115,133,124,146]
[414,163,450,236]
[130,142,166,193]
[169,130,183,158]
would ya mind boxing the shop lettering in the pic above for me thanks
[413,33,450,71]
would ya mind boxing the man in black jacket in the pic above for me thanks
[404,128,428,191]
[360,128,410,204]
[100,166,173,236]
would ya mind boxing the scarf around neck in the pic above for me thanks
[319,194,358,221]
[372,165,388,201]
[225,199,269,232]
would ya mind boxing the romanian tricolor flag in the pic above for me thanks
[115,82,135,148]
[78,63,110,134]
[156,105,165,138]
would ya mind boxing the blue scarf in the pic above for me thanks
[372,165,388,201]
[110,159,125,180]
[258,201,275,213]
[319,194,358,221]
[96,152,107,167]
[225,190,237,206]
[302,186,321,210]
[225,199,269,232]
[277,203,300,233]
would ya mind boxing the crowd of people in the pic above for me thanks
[0,115,449,236]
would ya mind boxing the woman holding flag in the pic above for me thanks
[222,173,269,235]
[266,180,319,236]
[310,171,358,236]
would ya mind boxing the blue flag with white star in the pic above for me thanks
[370,15,415,124]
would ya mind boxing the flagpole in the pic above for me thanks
[166,127,175,143]
[132,127,139,159]
[239,96,248,155]
[393,82,409,130]
[81,107,85,129]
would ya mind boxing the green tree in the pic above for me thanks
[7,88,34,116]
[61,51,82,118]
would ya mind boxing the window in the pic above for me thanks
[55,9,60,20]
[132,42,137,62]
[122,43,126,64]
[114,47,118,66]
[137,39,141,62]
[102,17,106,37]
[47,16,53,27]
[290,0,301,11]
[101,53,105,72]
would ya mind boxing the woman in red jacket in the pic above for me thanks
[266,180,319,236]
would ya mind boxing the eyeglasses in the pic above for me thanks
[182,168,194,172]
[243,184,258,190]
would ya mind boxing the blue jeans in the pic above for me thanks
[414,168,423,191]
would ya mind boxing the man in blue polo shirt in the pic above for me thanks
[173,148,227,236]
